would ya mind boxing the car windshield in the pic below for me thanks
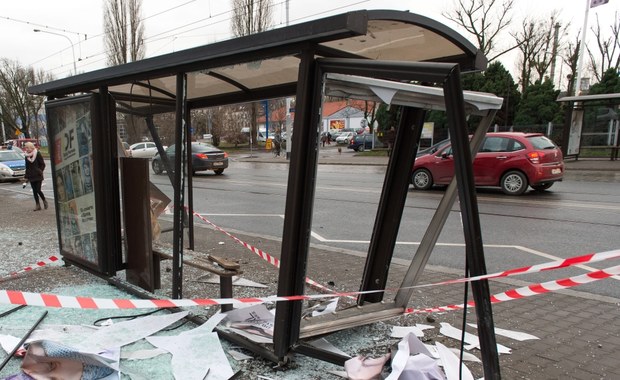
[527,136,557,150]
[0,151,24,161]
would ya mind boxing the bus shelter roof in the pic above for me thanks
[29,9,486,111]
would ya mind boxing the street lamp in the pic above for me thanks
[33,29,77,75]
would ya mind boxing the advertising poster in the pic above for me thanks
[567,109,584,156]
[48,100,98,264]
[329,119,345,130]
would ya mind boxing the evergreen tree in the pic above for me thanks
[514,79,562,125]
[588,68,620,95]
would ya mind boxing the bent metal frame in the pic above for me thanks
[30,9,502,378]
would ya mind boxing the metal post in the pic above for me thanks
[274,49,318,361]
[444,65,501,379]
[172,73,187,299]
[358,106,425,304]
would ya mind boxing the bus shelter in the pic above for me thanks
[558,93,620,160]
[30,9,502,378]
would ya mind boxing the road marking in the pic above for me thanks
[310,231,620,281]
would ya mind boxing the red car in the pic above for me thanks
[411,132,564,195]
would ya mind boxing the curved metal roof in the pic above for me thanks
[325,73,503,115]
[29,9,486,111]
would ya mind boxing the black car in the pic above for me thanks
[347,134,384,152]
[152,142,229,175]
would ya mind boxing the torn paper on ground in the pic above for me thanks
[467,323,539,341]
[76,311,189,353]
[391,324,433,339]
[222,304,274,343]
[436,342,474,380]
[120,348,168,360]
[228,350,253,361]
[21,340,119,380]
[0,334,22,355]
[146,317,234,380]
[439,323,511,354]
[311,299,339,317]
[386,332,445,380]
[345,354,391,380]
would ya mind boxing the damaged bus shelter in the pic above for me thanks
[29,9,503,378]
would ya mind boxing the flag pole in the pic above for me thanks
[575,0,591,95]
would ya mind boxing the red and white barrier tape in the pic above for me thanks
[191,210,620,296]
[191,210,345,296]
[1,263,619,310]
[419,248,620,289]
[1,256,61,280]
[407,264,620,314]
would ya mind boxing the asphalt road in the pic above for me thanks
[12,159,617,299]
[146,160,620,299]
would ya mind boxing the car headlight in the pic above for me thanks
[0,164,11,173]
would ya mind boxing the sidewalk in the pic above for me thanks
[234,144,620,174]
[1,164,619,378]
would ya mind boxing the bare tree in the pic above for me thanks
[104,0,145,66]
[563,37,581,96]
[0,59,51,142]
[230,0,274,145]
[530,14,568,84]
[513,13,568,91]
[231,0,274,37]
[443,0,516,61]
[587,12,620,83]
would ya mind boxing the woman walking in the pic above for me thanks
[24,142,48,211]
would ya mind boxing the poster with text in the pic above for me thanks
[48,99,98,264]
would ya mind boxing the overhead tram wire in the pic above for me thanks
[27,0,378,77]
[23,0,201,72]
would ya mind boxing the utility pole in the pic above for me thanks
[0,111,6,143]
[549,22,560,86]
[575,0,590,95]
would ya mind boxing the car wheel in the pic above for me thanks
[358,145,365,152]
[531,182,553,191]
[214,169,224,175]
[152,160,163,175]
[412,168,433,190]
[501,170,528,195]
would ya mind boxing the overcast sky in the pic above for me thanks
[1,0,618,84]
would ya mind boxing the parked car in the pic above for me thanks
[4,145,26,158]
[347,134,384,152]
[5,138,40,149]
[336,132,356,145]
[411,132,564,195]
[0,150,26,182]
[152,142,229,175]
[128,142,164,158]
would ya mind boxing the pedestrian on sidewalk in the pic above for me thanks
[24,142,48,211]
